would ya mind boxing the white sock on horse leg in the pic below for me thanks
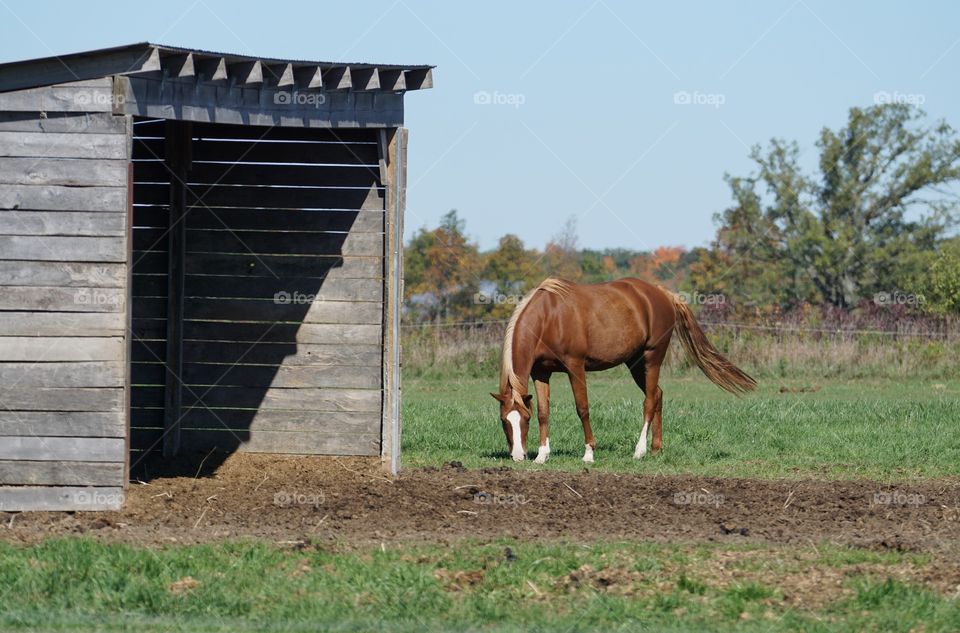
[634,420,649,459]
[534,438,550,464]
[582,444,594,463]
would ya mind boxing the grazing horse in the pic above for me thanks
[491,277,756,463]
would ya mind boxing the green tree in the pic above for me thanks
[404,210,481,321]
[692,104,960,310]
[913,238,960,315]
[481,234,543,318]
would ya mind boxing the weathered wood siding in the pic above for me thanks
[0,79,128,511]
[129,121,384,457]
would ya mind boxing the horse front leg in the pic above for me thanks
[567,362,595,463]
[532,370,551,464]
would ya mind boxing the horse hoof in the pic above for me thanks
[533,455,547,464]
[512,455,526,462]
[582,445,595,463]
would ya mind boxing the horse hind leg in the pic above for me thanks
[629,357,662,459]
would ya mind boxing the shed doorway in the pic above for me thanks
[128,118,386,476]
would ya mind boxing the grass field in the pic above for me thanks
[404,370,960,480]
[1,538,958,633]
[2,372,958,632]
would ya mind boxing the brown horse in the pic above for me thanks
[491,277,756,463]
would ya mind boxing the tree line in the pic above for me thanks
[404,104,960,324]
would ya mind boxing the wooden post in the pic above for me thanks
[380,127,407,474]
[162,120,191,458]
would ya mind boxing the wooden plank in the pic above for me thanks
[0,411,125,437]
[120,77,404,128]
[0,261,126,286]
[0,361,123,388]
[180,297,382,323]
[184,276,383,302]
[135,182,385,209]
[0,111,128,134]
[184,230,383,256]
[0,157,127,187]
[0,80,115,113]
[136,161,381,187]
[183,322,381,344]
[0,486,124,511]
[0,211,126,236]
[130,408,379,432]
[181,253,381,278]
[0,286,125,312]
[0,184,127,211]
[0,387,122,411]
[0,235,126,262]
[0,461,124,486]
[134,120,379,143]
[0,45,159,93]
[131,428,379,456]
[184,208,383,232]
[181,387,380,411]
[0,132,127,159]
[135,137,380,164]
[0,336,124,361]
[0,312,124,336]
[181,363,381,389]
[134,341,381,366]
[0,436,124,461]
[382,127,407,473]
[164,120,190,458]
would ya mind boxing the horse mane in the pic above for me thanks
[500,277,573,409]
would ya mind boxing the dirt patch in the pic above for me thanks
[2,454,959,558]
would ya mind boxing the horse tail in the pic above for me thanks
[669,293,757,395]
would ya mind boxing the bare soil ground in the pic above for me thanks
[3,454,959,562]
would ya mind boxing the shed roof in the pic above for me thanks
[0,42,434,94]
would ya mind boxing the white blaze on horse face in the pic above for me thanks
[506,410,525,461]
[582,444,594,463]
[534,438,550,464]
[634,420,649,459]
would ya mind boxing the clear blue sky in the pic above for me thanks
[2,0,958,251]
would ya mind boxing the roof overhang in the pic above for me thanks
[0,42,434,94]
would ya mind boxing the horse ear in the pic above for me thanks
[490,392,505,403]
[522,394,534,408]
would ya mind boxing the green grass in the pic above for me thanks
[1,538,956,632]
[403,370,960,480]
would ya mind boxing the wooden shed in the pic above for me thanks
[0,43,432,511]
